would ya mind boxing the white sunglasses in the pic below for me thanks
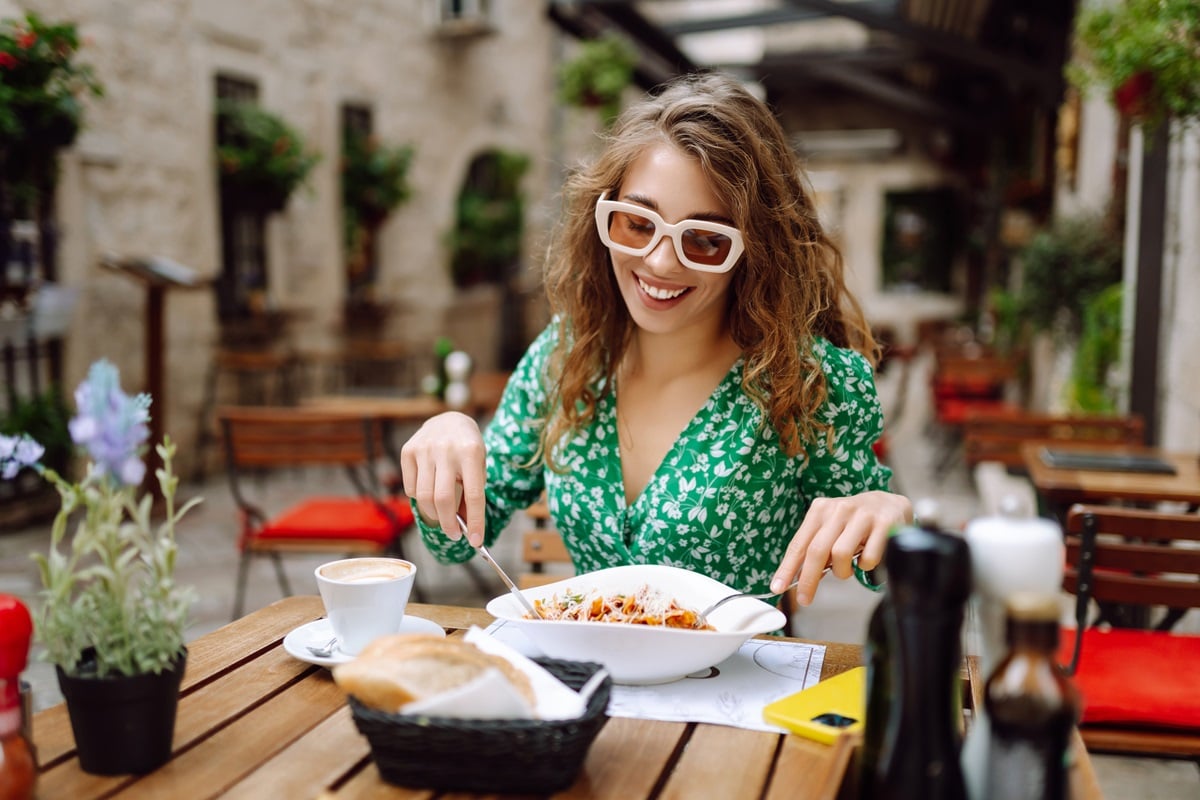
[594,193,745,273]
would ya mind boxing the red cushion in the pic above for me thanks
[258,497,415,545]
[1057,627,1200,729]
[936,399,1018,426]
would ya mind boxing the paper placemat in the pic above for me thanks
[485,620,825,733]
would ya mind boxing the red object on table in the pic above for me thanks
[0,595,35,800]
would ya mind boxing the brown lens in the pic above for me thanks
[609,210,657,249]
[680,228,734,265]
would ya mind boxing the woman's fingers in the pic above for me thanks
[398,412,485,541]
[774,491,912,606]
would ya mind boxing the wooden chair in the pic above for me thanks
[518,499,574,589]
[928,351,1020,477]
[219,406,417,619]
[1059,504,1200,756]
[963,411,1145,472]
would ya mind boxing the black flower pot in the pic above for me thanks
[56,649,187,775]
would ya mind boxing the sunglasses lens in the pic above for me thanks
[680,227,734,267]
[607,209,658,250]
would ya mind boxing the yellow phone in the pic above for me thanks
[762,666,866,744]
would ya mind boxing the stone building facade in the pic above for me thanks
[7,0,568,475]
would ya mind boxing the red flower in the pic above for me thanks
[16,31,36,49]
[1113,71,1155,119]
[0,52,17,69]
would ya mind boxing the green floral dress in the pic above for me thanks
[415,324,892,595]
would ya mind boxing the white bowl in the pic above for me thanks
[486,564,787,685]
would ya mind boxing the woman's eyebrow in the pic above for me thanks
[621,193,735,226]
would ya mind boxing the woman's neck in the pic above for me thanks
[624,324,741,382]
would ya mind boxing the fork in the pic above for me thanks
[694,569,830,629]
[456,514,545,619]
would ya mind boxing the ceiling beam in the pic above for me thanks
[658,0,898,36]
[782,0,1047,89]
[771,60,994,132]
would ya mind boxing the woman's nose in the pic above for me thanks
[643,234,682,272]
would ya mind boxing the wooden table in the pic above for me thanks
[33,596,1102,799]
[1020,441,1200,513]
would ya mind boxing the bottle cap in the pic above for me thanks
[1004,591,1060,622]
[0,594,33,678]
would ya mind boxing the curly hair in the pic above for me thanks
[540,72,878,465]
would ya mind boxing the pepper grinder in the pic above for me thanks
[960,500,1064,800]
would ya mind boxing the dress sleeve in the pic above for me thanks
[798,339,894,500]
[413,324,555,564]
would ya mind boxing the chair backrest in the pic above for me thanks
[518,499,574,589]
[1064,504,1200,617]
[963,412,1144,470]
[1060,504,1200,754]
[219,406,384,470]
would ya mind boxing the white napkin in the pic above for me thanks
[398,626,604,721]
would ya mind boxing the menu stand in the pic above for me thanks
[100,254,206,499]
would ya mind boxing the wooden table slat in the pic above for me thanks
[660,725,779,800]
[221,706,370,800]
[766,732,860,800]
[108,667,347,798]
[560,717,688,800]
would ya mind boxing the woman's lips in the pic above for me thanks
[636,275,690,304]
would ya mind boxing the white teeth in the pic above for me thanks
[638,277,687,300]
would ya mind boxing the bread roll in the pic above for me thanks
[332,634,535,712]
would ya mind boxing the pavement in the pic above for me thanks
[1,349,1197,797]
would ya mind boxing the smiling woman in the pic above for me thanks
[401,72,910,613]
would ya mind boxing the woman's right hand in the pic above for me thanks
[399,411,487,546]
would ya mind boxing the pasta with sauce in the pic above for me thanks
[528,584,714,630]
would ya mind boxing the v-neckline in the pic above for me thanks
[607,358,743,510]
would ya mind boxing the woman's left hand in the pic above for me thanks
[771,490,913,606]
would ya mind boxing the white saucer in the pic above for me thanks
[282,615,446,668]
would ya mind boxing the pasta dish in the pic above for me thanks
[528,584,714,630]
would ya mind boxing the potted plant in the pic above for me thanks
[9,359,199,775]
[1069,0,1200,131]
[558,33,638,125]
[215,100,320,213]
[1016,213,1122,337]
[342,130,414,304]
[0,12,104,216]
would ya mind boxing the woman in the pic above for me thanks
[401,72,911,607]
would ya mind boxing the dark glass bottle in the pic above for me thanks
[0,594,35,800]
[860,519,972,800]
[984,593,1081,800]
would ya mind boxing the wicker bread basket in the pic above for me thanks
[349,657,611,794]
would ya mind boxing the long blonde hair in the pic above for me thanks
[540,72,877,465]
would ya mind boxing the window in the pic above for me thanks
[214,75,267,320]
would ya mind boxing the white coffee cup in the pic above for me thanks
[315,557,416,656]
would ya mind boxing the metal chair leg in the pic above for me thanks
[233,551,251,620]
[270,552,293,598]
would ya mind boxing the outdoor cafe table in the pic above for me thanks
[32,596,1103,799]
[1020,441,1200,516]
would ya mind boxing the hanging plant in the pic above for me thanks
[0,12,104,215]
[342,129,414,293]
[215,100,320,213]
[1069,0,1200,131]
[558,34,638,125]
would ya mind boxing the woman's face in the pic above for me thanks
[606,143,738,339]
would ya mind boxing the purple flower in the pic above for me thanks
[0,433,44,479]
[69,360,152,486]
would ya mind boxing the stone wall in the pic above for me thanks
[9,0,561,475]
